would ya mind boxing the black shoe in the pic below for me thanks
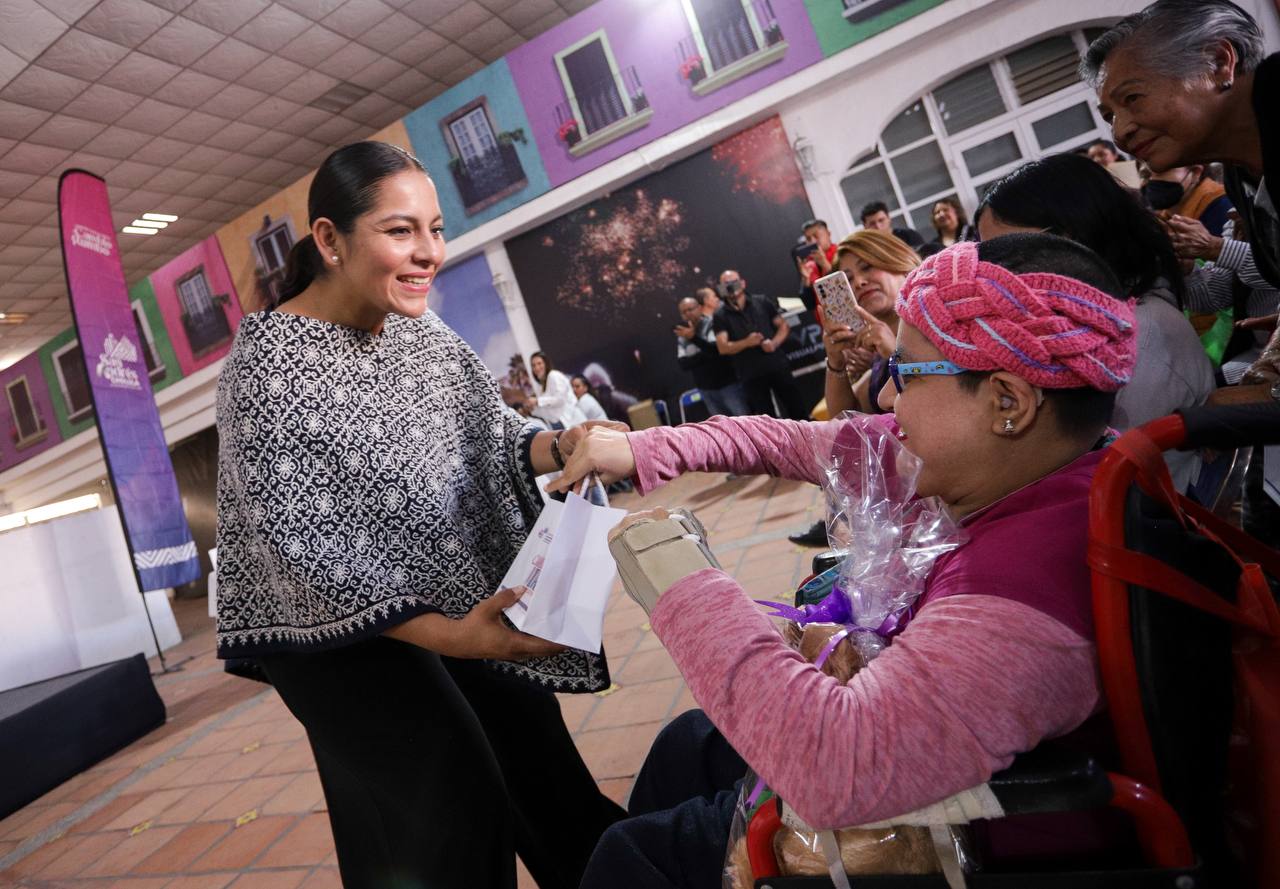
[788,520,828,547]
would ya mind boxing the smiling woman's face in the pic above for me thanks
[1095,44,1227,172]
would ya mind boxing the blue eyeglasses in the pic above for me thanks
[886,354,967,393]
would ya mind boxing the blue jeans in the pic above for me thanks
[700,382,749,417]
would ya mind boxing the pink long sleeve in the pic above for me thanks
[650,569,1100,829]
[628,415,835,494]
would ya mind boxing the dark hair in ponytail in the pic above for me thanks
[276,141,427,305]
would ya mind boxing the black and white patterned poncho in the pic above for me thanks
[214,309,610,693]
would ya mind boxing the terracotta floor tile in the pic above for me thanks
[106,876,171,888]
[254,812,334,869]
[104,788,192,831]
[199,776,294,822]
[0,802,77,841]
[2,831,83,879]
[68,793,147,834]
[156,781,240,824]
[132,821,231,874]
[671,684,700,718]
[574,720,664,780]
[259,774,325,817]
[227,868,310,889]
[164,872,237,889]
[33,830,121,880]
[252,741,316,777]
[582,677,682,732]
[260,720,307,745]
[516,856,537,889]
[556,691,596,733]
[615,648,681,685]
[174,749,262,787]
[597,777,634,807]
[79,825,182,878]
[298,866,342,889]
[190,815,296,871]
[62,766,133,804]
[129,758,199,794]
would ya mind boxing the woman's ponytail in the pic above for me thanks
[277,234,323,305]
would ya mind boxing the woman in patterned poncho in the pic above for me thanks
[215,142,624,889]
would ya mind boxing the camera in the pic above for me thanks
[791,241,819,262]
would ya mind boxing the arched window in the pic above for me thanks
[841,28,1110,235]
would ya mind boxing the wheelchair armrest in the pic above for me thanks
[988,742,1113,816]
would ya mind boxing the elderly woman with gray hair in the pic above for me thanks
[1084,0,1277,291]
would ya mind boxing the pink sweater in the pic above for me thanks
[631,415,1102,829]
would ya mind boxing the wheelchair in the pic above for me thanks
[745,403,1280,888]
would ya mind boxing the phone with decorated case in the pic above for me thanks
[814,270,865,332]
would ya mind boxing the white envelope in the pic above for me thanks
[500,484,626,652]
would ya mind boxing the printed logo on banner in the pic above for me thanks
[70,224,113,257]
[95,332,143,391]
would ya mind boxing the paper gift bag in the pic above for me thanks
[499,477,626,652]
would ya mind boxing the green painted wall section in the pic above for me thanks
[37,326,92,442]
[805,0,949,58]
[35,278,186,442]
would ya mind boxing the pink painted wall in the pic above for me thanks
[148,236,243,375]
[0,352,63,473]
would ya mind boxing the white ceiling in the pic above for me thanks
[0,0,595,368]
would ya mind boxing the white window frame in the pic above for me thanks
[131,298,165,382]
[841,29,1112,230]
[553,30,635,130]
[678,0,765,74]
[52,340,93,423]
[6,375,47,449]
[254,216,295,277]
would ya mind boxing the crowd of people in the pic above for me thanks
[212,1,1279,887]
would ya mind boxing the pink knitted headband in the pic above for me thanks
[896,241,1137,392]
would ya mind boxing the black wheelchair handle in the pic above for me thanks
[1177,401,1280,450]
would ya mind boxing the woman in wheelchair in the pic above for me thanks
[550,234,1141,887]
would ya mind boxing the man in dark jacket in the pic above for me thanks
[674,289,748,417]
[711,270,809,420]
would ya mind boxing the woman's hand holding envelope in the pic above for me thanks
[546,425,637,494]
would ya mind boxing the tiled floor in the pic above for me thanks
[0,471,823,888]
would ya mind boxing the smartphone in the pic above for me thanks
[814,270,865,332]
[791,241,819,262]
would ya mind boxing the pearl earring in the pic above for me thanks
[331,255,339,263]
[1221,80,1233,91]
[1003,418,1015,434]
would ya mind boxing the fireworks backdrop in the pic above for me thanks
[505,117,823,415]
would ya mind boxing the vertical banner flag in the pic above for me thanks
[58,170,201,592]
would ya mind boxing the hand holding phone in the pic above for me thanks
[814,271,865,333]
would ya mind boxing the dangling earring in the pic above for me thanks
[1221,80,1233,91]
[1003,418,1015,434]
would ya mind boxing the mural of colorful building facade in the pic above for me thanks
[804,0,950,57]
[404,60,550,239]
[0,352,62,473]
[147,236,243,376]
[507,0,822,188]
[37,278,182,442]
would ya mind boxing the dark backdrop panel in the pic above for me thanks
[505,117,817,412]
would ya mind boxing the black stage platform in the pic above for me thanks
[0,654,165,820]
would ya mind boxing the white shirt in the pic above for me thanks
[533,369,587,428]
[576,393,607,421]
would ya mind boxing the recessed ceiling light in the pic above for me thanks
[141,213,178,222]
[130,219,167,229]
[122,226,158,235]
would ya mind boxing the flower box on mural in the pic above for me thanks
[765,21,783,46]
[631,91,649,112]
[679,56,705,85]
[497,128,527,146]
[557,120,581,146]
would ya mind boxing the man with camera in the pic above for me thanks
[711,270,809,420]
[794,218,839,313]
[674,288,749,417]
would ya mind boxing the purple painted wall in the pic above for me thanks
[507,0,821,188]
[0,353,62,473]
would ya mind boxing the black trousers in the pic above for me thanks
[741,369,809,420]
[581,710,746,889]
[259,636,624,889]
